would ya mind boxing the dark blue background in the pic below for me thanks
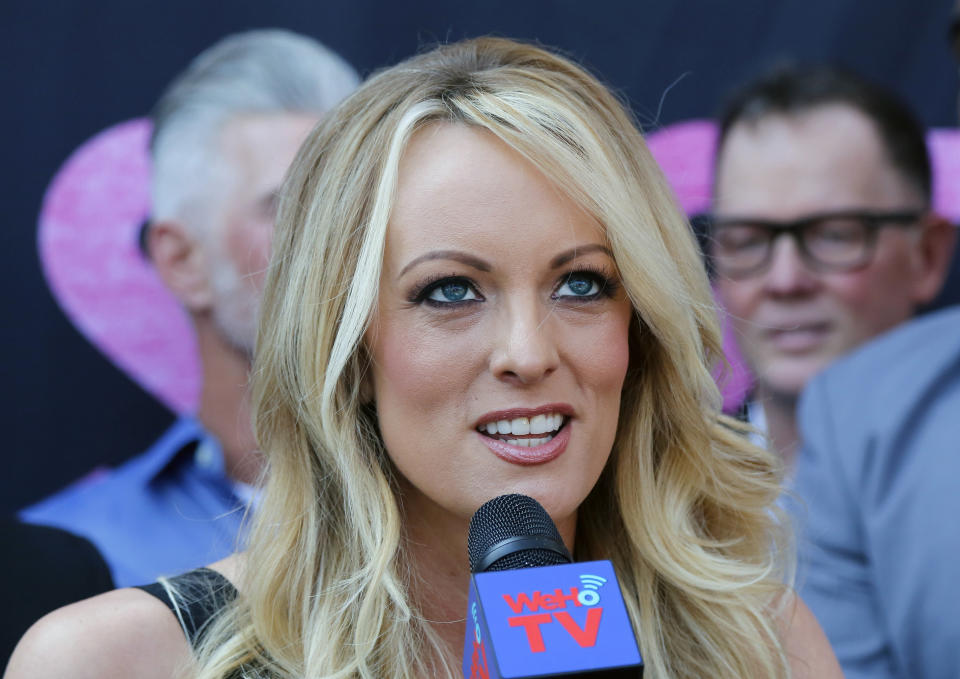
[2,0,958,512]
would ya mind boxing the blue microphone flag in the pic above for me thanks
[463,559,643,678]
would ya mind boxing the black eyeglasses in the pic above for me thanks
[707,209,924,279]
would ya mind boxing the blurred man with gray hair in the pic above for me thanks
[22,30,359,587]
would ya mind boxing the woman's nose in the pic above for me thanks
[488,299,559,386]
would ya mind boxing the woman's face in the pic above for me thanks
[367,123,632,540]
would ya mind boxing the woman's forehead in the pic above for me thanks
[385,122,608,265]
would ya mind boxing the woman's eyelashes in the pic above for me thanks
[410,275,483,308]
[552,268,619,302]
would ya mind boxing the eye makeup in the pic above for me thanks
[552,265,620,302]
[407,273,485,308]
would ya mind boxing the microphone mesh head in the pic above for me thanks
[468,494,572,572]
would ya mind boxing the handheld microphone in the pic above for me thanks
[462,494,643,678]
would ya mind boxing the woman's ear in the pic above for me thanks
[359,327,379,406]
[147,219,215,312]
[359,369,375,405]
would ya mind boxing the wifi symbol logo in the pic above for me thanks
[577,573,607,606]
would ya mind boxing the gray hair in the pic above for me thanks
[150,29,360,236]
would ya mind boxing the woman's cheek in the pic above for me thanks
[565,307,633,389]
[376,317,478,403]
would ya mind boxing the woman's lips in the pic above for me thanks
[476,419,571,466]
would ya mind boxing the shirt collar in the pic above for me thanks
[746,400,769,449]
[143,417,259,504]
[139,416,224,484]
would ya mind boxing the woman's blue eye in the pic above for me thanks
[556,273,601,297]
[426,279,478,303]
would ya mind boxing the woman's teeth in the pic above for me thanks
[478,413,565,445]
[504,436,554,448]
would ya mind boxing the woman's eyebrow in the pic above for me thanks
[549,244,614,268]
[399,250,492,277]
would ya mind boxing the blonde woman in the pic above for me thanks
[7,37,842,679]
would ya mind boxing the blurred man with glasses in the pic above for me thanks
[710,65,955,465]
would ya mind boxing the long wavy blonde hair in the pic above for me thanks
[190,37,791,679]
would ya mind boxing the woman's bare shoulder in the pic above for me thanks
[4,587,192,679]
[208,553,243,588]
[779,592,845,679]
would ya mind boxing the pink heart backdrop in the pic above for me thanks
[38,119,200,414]
[645,121,753,411]
[37,118,960,415]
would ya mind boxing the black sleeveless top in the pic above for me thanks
[138,568,238,649]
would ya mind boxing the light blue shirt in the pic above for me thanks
[795,307,960,679]
[20,418,248,588]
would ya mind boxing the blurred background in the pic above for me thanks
[2,0,958,513]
